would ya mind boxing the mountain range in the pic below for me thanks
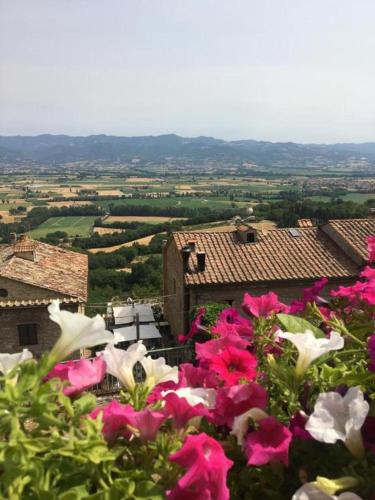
[1,134,375,168]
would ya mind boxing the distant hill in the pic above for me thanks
[1,134,375,167]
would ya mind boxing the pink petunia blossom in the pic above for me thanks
[163,392,211,430]
[167,433,233,500]
[213,382,268,427]
[195,334,250,366]
[179,363,218,388]
[242,291,288,318]
[129,408,167,442]
[207,346,257,386]
[89,400,136,442]
[245,416,292,466]
[212,308,254,339]
[46,357,106,397]
[368,236,375,263]
[368,334,375,372]
[178,307,206,344]
[289,411,313,441]
[289,278,329,314]
[361,266,375,281]
[330,279,375,307]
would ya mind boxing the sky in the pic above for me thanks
[1,0,375,143]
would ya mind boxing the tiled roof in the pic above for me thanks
[172,226,360,287]
[324,219,375,262]
[0,297,81,308]
[297,219,314,228]
[0,237,88,301]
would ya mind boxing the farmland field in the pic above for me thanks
[29,216,97,238]
[96,196,249,209]
[104,215,187,224]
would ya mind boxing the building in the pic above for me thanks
[163,218,375,336]
[0,234,88,356]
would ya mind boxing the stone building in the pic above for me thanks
[163,218,375,336]
[0,234,88,357]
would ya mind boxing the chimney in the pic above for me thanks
[237,224,257,244]
[181,246,191,273]
[197,251,206,272]
[188,240,196,252]
[9,233,17,245]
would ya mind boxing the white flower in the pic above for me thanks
[293,482,362,500]
[0,349,33,375]
[230,408,268,447]
[162,387,217,409]
[141,355,178,390]
[48,300,115,361]
[306,387,369,459]
[101,341,147,391]
[277,329,344,376]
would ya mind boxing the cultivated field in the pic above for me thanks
[93,227,127,235]
[104,215,187,224]
[29,216,97,238]
[88,233,165,253]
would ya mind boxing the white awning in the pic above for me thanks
[112,304,155,325]
[113,323,162,343]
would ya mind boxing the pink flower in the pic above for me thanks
[289,278,328,314]
[179,363,218,388]
[213,383,268,427]
[289,411,313,441]
[163,392,211,430]
[368,236,375,263]
[46,357,106,397]
[178,307,205,344]
[242,291,288,318]
[195,334,250,365]
[245,416,292,466]
[167,433,233,500]
[89,400,136,441]
[208,346,257,386]
[130,408,167,442]
[368,334,375,372]
[213,308,254,339]
[361,265,375,281]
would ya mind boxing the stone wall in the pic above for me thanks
[0,277,65,300]
[0,303,79,357]
[163,240,186,335]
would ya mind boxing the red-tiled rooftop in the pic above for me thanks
[325,219,375,262]
[172,224,363,287]
[0,236,88,301]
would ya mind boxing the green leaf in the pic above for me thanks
[73,393,97,416]
[277,313,325,338]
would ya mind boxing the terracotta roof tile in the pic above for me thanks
[0,239,88,301]
[325,219,375,262]
[172,225,361,287]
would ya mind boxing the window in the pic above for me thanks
[226,299,233,306]
[0,288,8,297]
[246,232,256,243]
[18,324,38,345]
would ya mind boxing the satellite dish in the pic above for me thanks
[246,206,254,215]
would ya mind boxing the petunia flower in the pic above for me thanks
[48,300,115,361]
[101,341,147,391]
[360,265,375,281]
[162,386,216,408]
[178,307,206,344]
[231,407,268,447]
[0,349,33,375]
[46,357,106,396]
[277,329,344,377]
[207,346,257,386]
[245,415,292,466]
[213,382,268,427]
[289,278,329,314]
[242,291,288,318]
[89,400,136,442]
[163,392,211,430]
[167,433,233,500]
[289,411,313,441]
[212,308,254,339]
[195,334,250,366]
[141,355,178,390]
[305,387,369,459]
[129,408,167,442]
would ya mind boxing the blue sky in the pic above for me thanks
[1,0,375,142]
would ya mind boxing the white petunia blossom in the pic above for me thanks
[293,482,362,500]
[162,387,217,409]
[230,408,268,447]
[101,342,147,391]
[0,349,33,375]
[277,329,344,377]
[141,355,178,390]
[306,387,369,459]
[48,300,115,361]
